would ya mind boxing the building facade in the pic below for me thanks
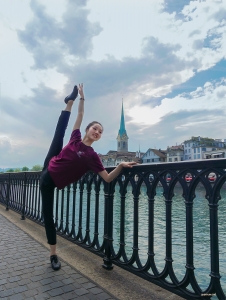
[167,145,184,162]
[183,136,226,160]
[141,148,166,163]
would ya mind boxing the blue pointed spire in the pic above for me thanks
[118,101,127,136]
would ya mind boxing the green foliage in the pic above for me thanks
[22,166,29,171]
[6,168,14,172]
[31,164,43,171]
[14,168,22,172]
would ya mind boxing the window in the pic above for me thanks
[202,147,206,151]
[189,149,191,153]
[185,149,187,153]
[194,154,196,159]
[198,148,200,153]
[174,158,178,162]
[147,159,150,162]
[123,142,126,148]
[118,142,120,148]
[197,154,200,159]
[152,159,154,162]
[188,143,190,147]
[194,148,196,153]
[169,158,172,162]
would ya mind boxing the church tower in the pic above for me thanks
[117,101,129,152]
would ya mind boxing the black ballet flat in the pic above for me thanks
[64,85,78,103]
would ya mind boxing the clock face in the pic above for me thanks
[117,133,128,141]
[121,134,128,141]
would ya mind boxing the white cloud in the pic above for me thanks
[127,78,226,126]
[0,0,226,167]
[87,0,164,61]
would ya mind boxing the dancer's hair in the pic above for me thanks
[85,121,103,132]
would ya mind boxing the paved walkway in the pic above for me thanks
[0,213,116,300]
[0,205,183,300]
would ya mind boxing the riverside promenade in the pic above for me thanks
[0,205,183,300]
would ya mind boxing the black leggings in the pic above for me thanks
[40,111,70,245]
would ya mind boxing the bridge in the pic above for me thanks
[0,159,226,299]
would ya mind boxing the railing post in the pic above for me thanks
[77,182,84,240]
[6,173,10,211]
[21,172,27,220]
[102,181,114,270]
[209,202,225,299]
[185,198,194,272]
[165,196,173,266]
[64,184,71,235]
[69,182,77,238]
[94,183,100,246]
[59,187,65,232]
[84,184,91,243]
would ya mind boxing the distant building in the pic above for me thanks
[141,148,166,163]
[99,150,142,167]
[183,136,226,160]
[167,145,184,162]
[99,100,142,167]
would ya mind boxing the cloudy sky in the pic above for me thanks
[0,0,226,168]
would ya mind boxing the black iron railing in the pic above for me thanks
[0,159,226,299]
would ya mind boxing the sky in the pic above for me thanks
[0,0,226,169]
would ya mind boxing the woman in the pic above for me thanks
[40,84,137,271]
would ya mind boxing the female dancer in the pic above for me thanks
[40,84,137,270]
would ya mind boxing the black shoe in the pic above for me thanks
[50,255,61,271]
[64,85,78,103]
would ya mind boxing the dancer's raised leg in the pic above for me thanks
[40,86,78,271]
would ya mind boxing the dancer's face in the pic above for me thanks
[86,123,103,141]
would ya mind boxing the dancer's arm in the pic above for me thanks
[98,162,138,183]
[73,84,85,131]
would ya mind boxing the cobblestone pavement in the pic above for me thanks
[0,214,116,300]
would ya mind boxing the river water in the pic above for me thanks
[57,182,226,298]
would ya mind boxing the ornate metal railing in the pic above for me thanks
[0,159,226,299]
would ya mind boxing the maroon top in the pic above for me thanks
[48,129,105,189]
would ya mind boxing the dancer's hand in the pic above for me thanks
[120,162,138,168]
[78,83,84,99]
[98,161,139,183]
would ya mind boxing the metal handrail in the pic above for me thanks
[0,159,226,299]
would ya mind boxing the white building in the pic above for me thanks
[183,137,226,160]
[141,148,166,163]
[167,145,184,162]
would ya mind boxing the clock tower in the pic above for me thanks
[117,101,129,152]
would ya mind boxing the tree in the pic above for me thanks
[22,166,29,171]
[31,165,43,171]
[6,169,14,172]
[14,168,21,172]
